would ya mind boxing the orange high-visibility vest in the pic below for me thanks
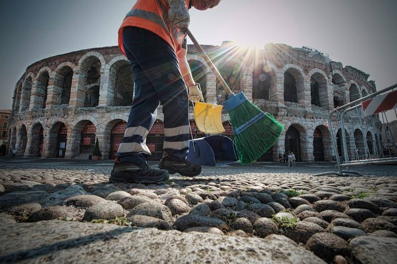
[118,0,191,56]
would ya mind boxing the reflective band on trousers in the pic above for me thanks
[125,9,168,32]
[164,125,190,137]
[117,142,151,155]
[163,141,188,150]
[124,126,150,138]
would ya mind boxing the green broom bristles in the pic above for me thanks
[224,92,284,164]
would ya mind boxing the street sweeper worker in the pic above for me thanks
[110,0,221,184]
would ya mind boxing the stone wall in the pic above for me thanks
[8,44,382,162]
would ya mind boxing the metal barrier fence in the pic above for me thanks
[317,83,397,176]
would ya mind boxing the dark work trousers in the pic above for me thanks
[116,27,190,165]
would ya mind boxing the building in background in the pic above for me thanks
[0,110,11,155]
[382,119,397,156]
[8,43,382,161]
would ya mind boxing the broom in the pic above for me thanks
[187,29,284,164]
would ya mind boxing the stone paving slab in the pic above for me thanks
[0,220,325,264]
[0,161,397,263]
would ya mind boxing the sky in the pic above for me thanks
[0,0,396,110]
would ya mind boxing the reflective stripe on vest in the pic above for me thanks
[125,9,169,33]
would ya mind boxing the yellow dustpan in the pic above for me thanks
[194,102,225,134]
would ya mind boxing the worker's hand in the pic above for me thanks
[188,83,204,102]
[167,0,190,31]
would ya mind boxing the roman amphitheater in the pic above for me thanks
[8,42,383,162]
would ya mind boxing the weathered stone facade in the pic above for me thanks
[8,43,382,161]
[0,110,11,150]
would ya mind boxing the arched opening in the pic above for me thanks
[110,120,126,159]
[349,84,360,102]
[80,122,96,155]
[36,71,49,109]
[18,125,28,155]
[332,74,346,108]
[14,84,22,112]
[313,127,324,161]
[310,73,328,108]
[284,68,304,103]
[29,123,44,157]
[253,62,275,100]
[216,51,242,104]
[366,131,374,155]
[336,129,351,161]
[147,120,164,160]
[311,79,320,107]
[10,127,17,151]
[284,71,297,103]
[21,77,33,111]
[354,129,365,159]
[285,125,304,161]
[109,60,133,106]
[54,66,73,105]
[375,134,382,156]
[189,60,207,101]
[362,89,368,97]
[81,57,101,107]
[48,122,68,158]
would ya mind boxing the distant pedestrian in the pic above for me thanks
[287,151,295,167]
[291,152,296,166]
[11,146,17,157]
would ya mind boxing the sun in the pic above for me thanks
[235,40,264,50]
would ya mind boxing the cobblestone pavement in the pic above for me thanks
[0,158,397,263]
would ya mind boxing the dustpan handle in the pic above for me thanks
[187,29,234,96]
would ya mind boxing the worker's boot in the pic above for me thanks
[110,157,169,184]
[159,155,201,177]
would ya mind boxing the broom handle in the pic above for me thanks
[187,29,234,95]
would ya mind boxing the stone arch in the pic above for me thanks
[108,57,134,106]
[17,124,28,155]
[187,55,210,74]
[336,128,352,161]
[33,69,51,109]
[366,131,374,155]
[309,70,329,108]
[313,125,332,161]
[70,120,97,158]
[78,51,106,69]
[253,60,276,101]
[284,123,306,161]
[54,62,75,105]
[13,83,23,112]
[188,59,208,101]
[10,127,17,152]
[282,65,305,104]
[331,72,347,108]
[104,119,127,159]
[147,119,164,160]
[48,121,68,158]
[361,87,369,97]
[375,133,382,156]
[349,83,361,102]
[29,122,44,156]
[354,128,365,158]
[78,52,105,108]
[216,49,244,103]
[20,75,34,112]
